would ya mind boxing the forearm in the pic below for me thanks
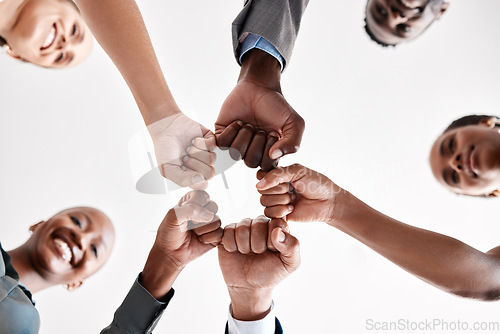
[75,0,179,124]
[141,245,183,300]
[229,287,273,321]
[328,191,500,300]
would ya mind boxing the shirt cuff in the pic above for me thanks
[227,301,276,334]
[239,33,285,71]
[109,274,174,333]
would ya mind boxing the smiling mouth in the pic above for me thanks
[41,23,57,50]
[464,147,479,177]
[54,237,73,264]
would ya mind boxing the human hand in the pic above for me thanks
[141,190,222,299]
[218,216,300,321]
[215,49,304,170]
[256,164,344,223]
[216,121,279,171]
[148,113,217,189]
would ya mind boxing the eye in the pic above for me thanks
[416,7,424,13]
[91,244,98,258]
[448,136,455,154]
[71,24,77,36]
[376,4,388,16]
[55,53,64,63]
[451,171,459,185]
[397,23,411,33]
[71,216,82,228]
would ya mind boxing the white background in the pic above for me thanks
[1,0,500,333]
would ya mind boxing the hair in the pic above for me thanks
[0,36,6,47]
[444,114,500,133]
[440,114,500,198]
[364,18,395,48]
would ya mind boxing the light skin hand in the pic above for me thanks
[215,49,304,168]
[256,164,343,223]
[141,190,223,300]
[218,216,300,321]
[74,0,215,189]
[148,113,217,189]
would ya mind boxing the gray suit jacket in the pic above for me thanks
[232,0,309,69]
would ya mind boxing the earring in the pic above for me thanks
[64,284,74,291]
[491,190,500,197]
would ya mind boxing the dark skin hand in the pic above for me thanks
[215,48,304,171]
[217,121,279,171]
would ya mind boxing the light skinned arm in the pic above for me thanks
[74,0,215,188]
[256,164,500,301]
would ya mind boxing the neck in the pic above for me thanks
[0,0,28,39]
[7,244,51,294]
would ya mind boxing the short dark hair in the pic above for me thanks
[364,18,395,48]
[444,114,500,133]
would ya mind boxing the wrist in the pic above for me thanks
[326,188,350,227]
[142,104,182,127]
[238,49,281,92]
[228,287,274,321]
[141,245,184,300]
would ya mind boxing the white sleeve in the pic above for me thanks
[227,301,276,334]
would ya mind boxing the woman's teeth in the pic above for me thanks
[41,25,56,50]
[54,238,72,263]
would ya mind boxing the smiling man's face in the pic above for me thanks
[365,0,449,46]
[28,207,115,285]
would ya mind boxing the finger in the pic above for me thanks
[260,193,294,207]
[186,145,217,166]
[178,190,211,207]
[256,169,268,181]
[161,164,205,188]
[257,183,292,195]
[204,200,218,214]
[221,224,237,252]
[198,131,217,152]
[255,164,307,191]
[266,218,289,251]
[198,227,224,245]
[264,205,294,220]
[250,216,269,254]
[173,203,215,224]
[183,156,215,181]
[244,130,267,168]
[216,121,243,150]
[269,115,305,159]
[261,132,279,172]
[234,218,252,254]
[192,217,221,235]
[229,124,255,161]
[270,227,301,271]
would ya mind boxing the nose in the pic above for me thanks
[450,153,463,172]
[388,7,408,25]
[71,230,88,251]
[56,34,67,50]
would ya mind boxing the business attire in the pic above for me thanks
[0,243,40,334]
[232,0,310,69]
[102,1,308,332]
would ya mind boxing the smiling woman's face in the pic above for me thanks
[28,207,115,285]
[6,0,92,68]
[429,123,500,196]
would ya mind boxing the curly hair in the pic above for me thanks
[364,18,395,48]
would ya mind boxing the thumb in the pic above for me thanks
[269,115,305,159]
[270,227,300,272]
